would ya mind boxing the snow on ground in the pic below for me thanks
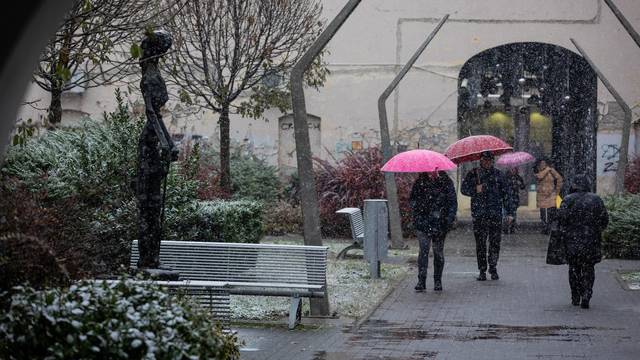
[229,237,412,321]
[619,271,640,290]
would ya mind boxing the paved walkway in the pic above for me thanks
[237,230,640,360]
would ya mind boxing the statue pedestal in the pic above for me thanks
[137,267,180,281]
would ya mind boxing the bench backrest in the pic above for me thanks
[336,207,364,242]
[130,241,328,288]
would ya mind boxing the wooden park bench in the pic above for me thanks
[130,240,328,329]
[335,207,364,259]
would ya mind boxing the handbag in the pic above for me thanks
[546,222,566,265]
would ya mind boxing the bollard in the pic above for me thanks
[364,199,389,279]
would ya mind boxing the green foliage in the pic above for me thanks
[3,89,142,203]
[196,145,283,203]
[602,194,640,259]
[0,280,240,359]
[11,119,36,147]
[2,91,144,275]
[230,154,281,202]
[165,200,264,244]
[129,43,142,59]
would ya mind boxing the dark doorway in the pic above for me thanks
[457,42,598,195]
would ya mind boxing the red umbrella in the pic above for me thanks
[444,135,513,164]
[381,149,457,173]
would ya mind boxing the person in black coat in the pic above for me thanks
[461,151,514,281]
[503,168,526,234]
[557,174,609,309]
[410,171,457,292]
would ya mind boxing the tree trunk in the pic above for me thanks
[48,85,63,125]
[219,104,232,194]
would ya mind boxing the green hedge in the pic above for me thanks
[0,280,239,359]
[602,194,640,259]
[166,200,264,243]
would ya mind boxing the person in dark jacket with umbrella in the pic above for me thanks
[410,171,457,292]
[557,174,609,309]
[503,167,526,234]
[461,151,514,281]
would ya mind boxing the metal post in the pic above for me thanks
[364,199,389,279]
[290,0,362,316]
[571,39,631,194]
[378,15,449,249]
[603,0,640,48]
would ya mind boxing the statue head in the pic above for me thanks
[140,29,172,62]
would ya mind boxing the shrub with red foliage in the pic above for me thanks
[314,147,416,238]
[0,178,99,279]
[179,142,230,200]
[624,155,640,194]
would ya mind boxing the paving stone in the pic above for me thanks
[237,229,640,359]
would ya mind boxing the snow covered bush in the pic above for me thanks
[165,200,264,243]
[2,90,143,202]
[1,91,199,276]
[0,280,240,359]
[229,154,281,203]
[602,194,640,259]
[181,143,283,203]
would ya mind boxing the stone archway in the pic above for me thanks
[457,42,598,195]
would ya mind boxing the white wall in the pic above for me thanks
[15,0,640,195]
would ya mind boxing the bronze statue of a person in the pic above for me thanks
[135,30,178,270]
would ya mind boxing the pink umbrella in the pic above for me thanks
[496,151,535,168]
[381,149,457,173]
[444,135,513,164]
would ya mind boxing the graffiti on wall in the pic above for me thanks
[596,133,635,176]
[601,144,620,173]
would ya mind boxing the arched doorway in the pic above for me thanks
[457,42,598,203]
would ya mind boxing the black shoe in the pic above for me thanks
[414,282,426,292]
[477,271,487,281]
[489,270,499,280]
[580,298,590,309]
[434,280,442,291]
[571,297,580,306]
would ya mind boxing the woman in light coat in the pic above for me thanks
[534,158,563,234]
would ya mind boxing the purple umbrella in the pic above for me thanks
[496,151,535,168]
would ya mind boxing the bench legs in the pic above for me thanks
[336,241,362,260]
[288,296,302,330]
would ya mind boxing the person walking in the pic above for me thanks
[503,167,525,234]
[461,151,514,281]
[557,174,609,309]
[534,158,563,234]
[410,171,457,292]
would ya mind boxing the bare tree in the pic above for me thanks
[34,0,179,125]
[166,0,327,193]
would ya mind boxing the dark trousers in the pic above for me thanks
[473,216,502,272]
[569,262,595,301]
[540,207,557,233]
[416,230,445,284]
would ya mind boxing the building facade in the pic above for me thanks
[16,0,640,213]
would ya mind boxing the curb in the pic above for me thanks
[350,270,412,333]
